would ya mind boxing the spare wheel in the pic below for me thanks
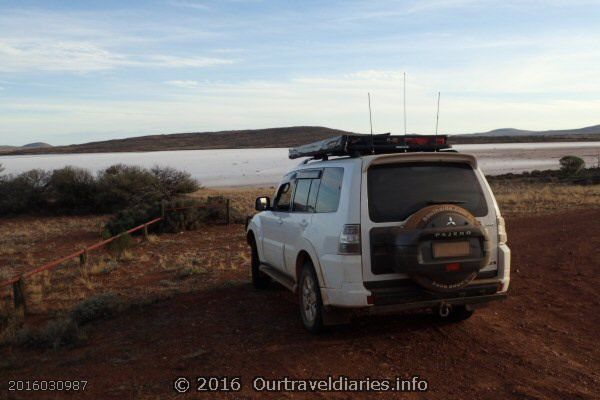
[388,204,491,292]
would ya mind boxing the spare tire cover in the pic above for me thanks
[397,204,491,292]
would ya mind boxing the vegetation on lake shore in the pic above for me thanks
[0,164,199,216]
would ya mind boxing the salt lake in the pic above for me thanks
[1,142,599,187]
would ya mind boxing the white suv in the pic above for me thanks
[247,134,510,333]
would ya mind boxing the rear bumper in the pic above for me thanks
[322,281,506,309]
[366,281,502,306]
[365,292,507,315]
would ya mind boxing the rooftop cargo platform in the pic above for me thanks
[288,133,451,160]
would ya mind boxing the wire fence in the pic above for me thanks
[0,198,231,312]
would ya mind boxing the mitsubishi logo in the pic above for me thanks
[446,216,456,226]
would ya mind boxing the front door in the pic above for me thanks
[261,179,295,271]
[283,176,316,276]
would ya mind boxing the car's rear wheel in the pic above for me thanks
[249,238,269,289]
[299,261,324,334]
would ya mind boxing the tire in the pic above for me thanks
[249,238,269,290]
[392,204,491,293]
[298,261,324,334]
[436,305,475,323]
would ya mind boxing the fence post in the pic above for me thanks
[226,198,230,225]
[13,276,26,314]
[143,224,149,240]
[79,249,88,267]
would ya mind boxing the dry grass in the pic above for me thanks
[0,215,109,284]
[491,182,600,216]
[191,186,274,218]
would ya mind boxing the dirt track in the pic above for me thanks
[1,210,599,399]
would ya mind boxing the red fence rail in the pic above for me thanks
[0,199,231,309]
[0,217,164,290]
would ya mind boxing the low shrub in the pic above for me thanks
[559,155,585,175]
[106,233,134,260]
[70,293,122,326]
[104,203,160,236]
[104,197,233,236]
[0,293,128,349]
[160,198,217,233]
[13,318,85,349]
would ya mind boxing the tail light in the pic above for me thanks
[497,216,507,244]
[338,224,361,254]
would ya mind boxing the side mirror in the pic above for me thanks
[255,196,271,211]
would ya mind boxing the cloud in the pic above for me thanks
[0,40,126,72]
[0,39,234,72]
[165,80,200,88]
[147,56,233,68]
[168,0,210,10]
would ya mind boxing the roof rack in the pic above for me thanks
[288,133,451,160]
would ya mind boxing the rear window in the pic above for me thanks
[315,168,343,213]
[292,179,312,212]
[368,162,488,222]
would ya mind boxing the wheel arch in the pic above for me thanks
[294,243,327,292]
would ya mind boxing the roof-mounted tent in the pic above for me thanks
[288,133,451,160]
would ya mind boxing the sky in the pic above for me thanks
[1,0,599,146]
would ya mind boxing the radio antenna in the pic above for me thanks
[368,92,374,154]
[434,91,440,152]
[403,72,407,136]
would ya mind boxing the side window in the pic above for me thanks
[273,181,295,212]
[315,168,344,213]
[306,178,321,212]
[292,179,312,212]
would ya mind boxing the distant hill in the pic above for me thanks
[449,124,600,144]
[22,142,53,148]
[5,127,355,155]
[3,124,600,155]
[460,124,600,137]
[0,145,17,153]
[0,142,52,154]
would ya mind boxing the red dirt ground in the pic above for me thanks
[1,210,599,399]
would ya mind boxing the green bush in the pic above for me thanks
[559,156,585,175]
[96,164,161,212]
[48,166,98,212]
[0,169,49,214]
[104,203,161,236]
[0,164,200,216]
[151,166,200,199]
